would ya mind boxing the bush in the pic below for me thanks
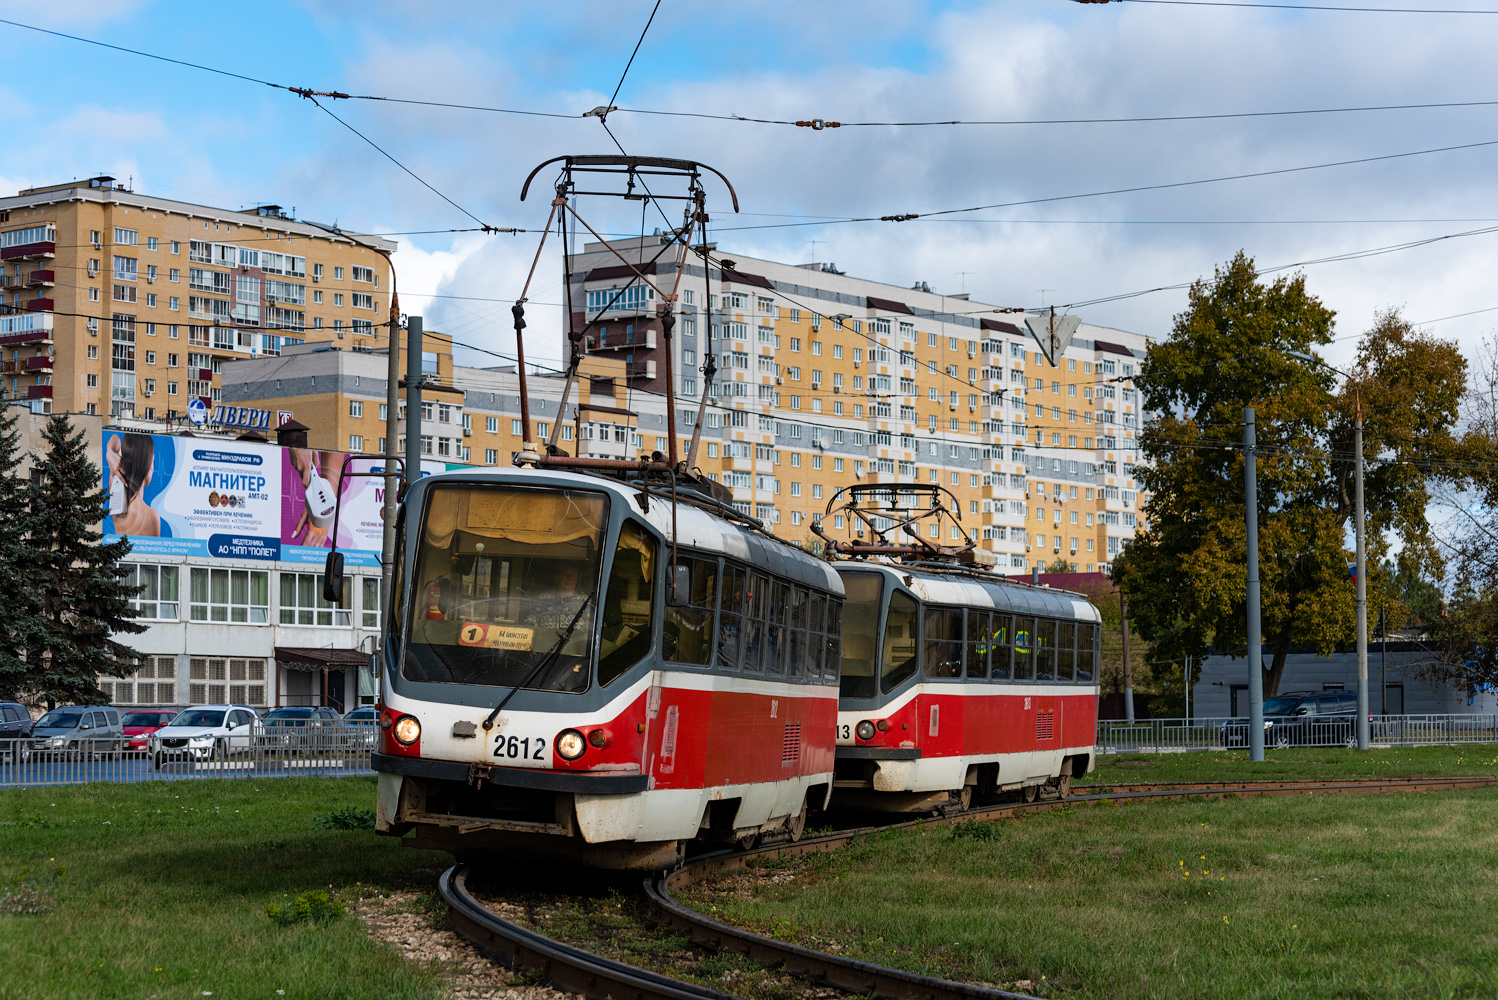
[314,807,375,830]
[265,889,345,927]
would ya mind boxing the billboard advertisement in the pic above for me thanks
[104,431,456,565]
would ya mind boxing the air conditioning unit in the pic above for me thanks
[853,360,861,368]
[146,275,155,284]
[832,385,840,394]
[463,427,472,437]
[775,377,783,385]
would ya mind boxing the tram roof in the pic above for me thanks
[830,560,1100,623]
[412,465,842,595]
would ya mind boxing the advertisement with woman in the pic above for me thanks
[102,431,282,560]
[280,449,452,567]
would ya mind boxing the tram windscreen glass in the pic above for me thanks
[837,573,883,698]
[403,486,607,692]
[881,591,921,693]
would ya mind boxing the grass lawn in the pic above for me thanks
[1083,744,1498,785]
[686,788,1498,999]
[0,777,449,1000]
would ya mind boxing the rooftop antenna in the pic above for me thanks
[957,271,974,293]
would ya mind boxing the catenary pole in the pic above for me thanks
[1354,402,1370,749]
[1245,407,1265,762]
[405,316,423,499]
[380,300,401,620]
[1121,587,1135,724]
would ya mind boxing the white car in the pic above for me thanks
[149,705,264,767]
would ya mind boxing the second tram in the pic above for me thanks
[832,561,1101,813]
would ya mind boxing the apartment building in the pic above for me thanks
[566,238,1152,574]
[0,175,394,419]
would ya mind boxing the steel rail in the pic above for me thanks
[443,776,1498,1000]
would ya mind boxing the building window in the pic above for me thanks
[349,434,363,452]
[485,416,499,433]
[511,419,522,435]
[485,448,498,464]
[361,577,381,629]
[188,658,266,707]
[114,228,138,246]
[189,568,268,623]
[334,267,345,280]
[124,564,179,619]
[350,400,363,418]
[279,572,351,626]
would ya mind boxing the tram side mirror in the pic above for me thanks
[323,551,345,604]
[667,563,691,607]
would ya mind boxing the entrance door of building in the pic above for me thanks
[1384,683,1404,715]
[1231,685,1249,717]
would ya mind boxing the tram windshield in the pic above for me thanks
[403,486,607,692]
[839,573,883,698]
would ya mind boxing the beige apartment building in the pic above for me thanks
[567,238,1151,574]
[0,175,394,420]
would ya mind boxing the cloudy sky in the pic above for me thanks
[5,0,1498,374]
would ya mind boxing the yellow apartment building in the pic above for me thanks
[0,175,394,420]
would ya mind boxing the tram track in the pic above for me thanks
[436,774,1498,1000]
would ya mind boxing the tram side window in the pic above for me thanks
[838,573,882,698]
[742,572,769,672]
[806,591,826,680]
[989,614,1012,681]
[966,610,990,679]
[716,562,747,671]
[1076,624,1097,682]
[598,521,657,686]
[923,607,963,679]
[764,581,789,676]
[824,596,843,685]
[1012,616,1035,681]
[1057,621,1077,682]
[881,591,920,692]
[1034,619,1057,681]
[787,586,809,679]
[664,555,718,667]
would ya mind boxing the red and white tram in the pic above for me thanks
[832,561,1100,812]
[369,468,844,868]
[813,485,1100,812]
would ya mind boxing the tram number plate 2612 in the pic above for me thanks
[494,734,547,761]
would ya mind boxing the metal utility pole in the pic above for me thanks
[1245,407,1265,762]
[380,304,401,614]
[404,316,423,492]
[1121,587,1135,724]
[1354,403,1370,749]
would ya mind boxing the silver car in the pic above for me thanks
[24,706,125,761]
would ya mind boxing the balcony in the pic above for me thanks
[589,328,657,352]
[28,270,54,286]
[625,360,657,380]
[26,384,52,399]
[0,241,55,262]
[0,274,25,291]
[0,312,53,347]
[25,356,53,373]
[196,368,213,381]
[25,299,53,312]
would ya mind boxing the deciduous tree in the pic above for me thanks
[1114,252,1466,696]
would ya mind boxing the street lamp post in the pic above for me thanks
[1288,351,1370,750]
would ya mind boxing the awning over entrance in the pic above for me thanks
[275,646,371,672]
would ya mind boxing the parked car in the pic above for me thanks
[24,706,125,761]
[344,706,378,747]
[0,702,33,740]
[262,706,343,748]
[1220,690,1362,748]
[121,709,180,753]
[149,705,263,767]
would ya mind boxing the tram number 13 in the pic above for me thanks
[494,735,547,761]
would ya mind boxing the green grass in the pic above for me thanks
[1083,744,1498,785]
[685,788,1498,999]
[0,778,446,1000]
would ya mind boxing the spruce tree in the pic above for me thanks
[0,405,38,701]
[27,414,142,705]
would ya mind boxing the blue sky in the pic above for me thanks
[6,0,1498,397]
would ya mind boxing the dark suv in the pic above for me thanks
[1221,690,1361,748]
[0,702,33,740]
[262,706,343,747]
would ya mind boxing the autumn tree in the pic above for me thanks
[1114,252,1466,696]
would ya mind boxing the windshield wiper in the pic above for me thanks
[482,595,592,732]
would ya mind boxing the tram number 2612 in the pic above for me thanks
[494,735,547,760]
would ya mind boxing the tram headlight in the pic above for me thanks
[392,715,421,746]
[556,729,587,760]
[588,728,609,749]
[855,720,876,741]
[876,719,889,732]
